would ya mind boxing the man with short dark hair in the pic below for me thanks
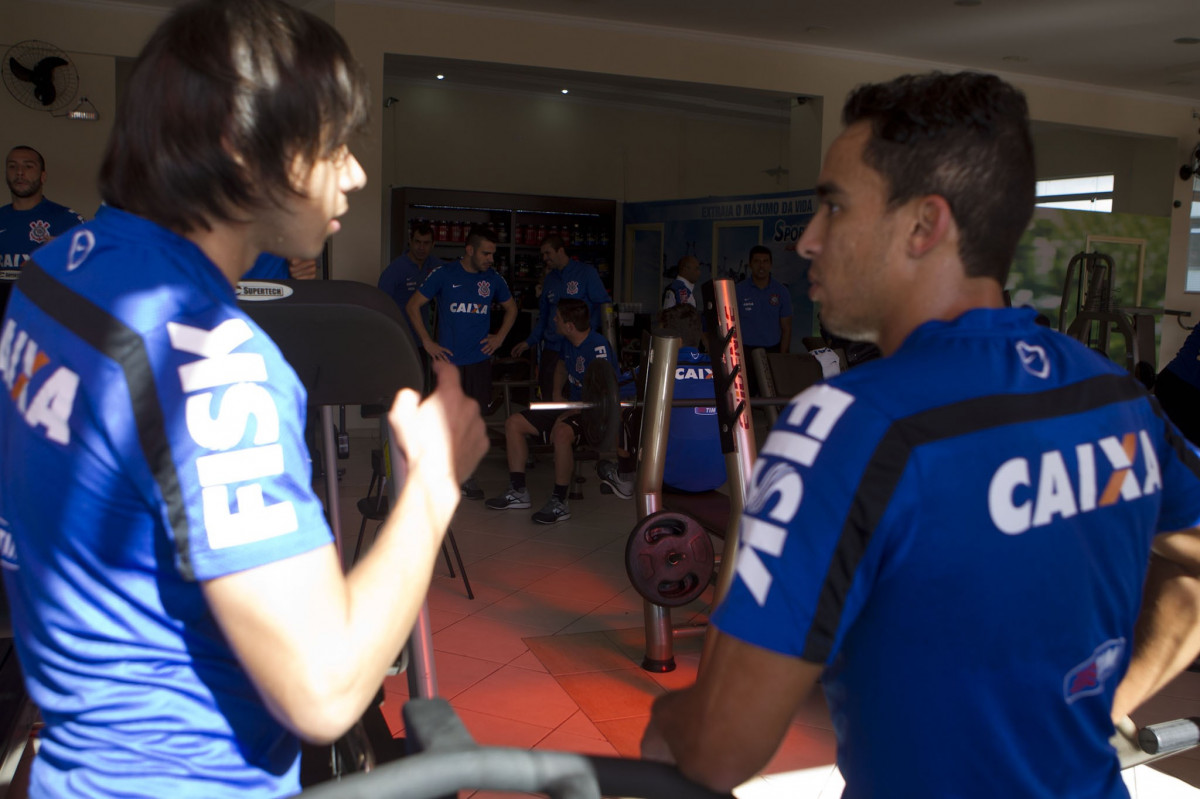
[407,225,517,499]
[663,255,700,309]
[488,298,615,524]
[379,220,441,341]
[736,245,792,354]
[512,234,610,402]
[642,71,1200,799]
[0,1,487,795]
[0,145,85,308]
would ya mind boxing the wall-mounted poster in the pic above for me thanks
[623,190,817,350]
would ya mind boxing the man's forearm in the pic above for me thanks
[406,298,435,348]
[1113,552,1200,719]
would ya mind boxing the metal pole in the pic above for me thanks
[637,332,680,672]
[320,405,342,560]
[699,280,757,669]
[387,432,440,699]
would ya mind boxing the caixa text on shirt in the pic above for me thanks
[0,318,80,446]
[988,431,1161,535]
[168,318,299,549]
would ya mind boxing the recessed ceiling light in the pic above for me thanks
[953,0,983,6]
[436,74,445,80]
[1174,37,1200,45]
[561,89,569,94]
[1002,55,1029,62]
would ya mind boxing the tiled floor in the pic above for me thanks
[325,428,1200,798]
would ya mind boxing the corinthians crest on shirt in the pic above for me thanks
[566,280,580,295]
[477,280,491,298]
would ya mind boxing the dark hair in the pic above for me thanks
[541,234,567,252]
[465,225,498,250]
[659,303,702,348]
[556,298,590,333]
[99,0,369,233]
[748,245,772,262]
[8,146,45,172]
[842,71,1034,283]
[411,220,433,238]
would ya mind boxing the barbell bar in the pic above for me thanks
[529,397,794,411]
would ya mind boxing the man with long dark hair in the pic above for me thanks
[0,1,486,795]
[643,71,1200,798]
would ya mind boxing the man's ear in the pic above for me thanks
[907,194,953,258]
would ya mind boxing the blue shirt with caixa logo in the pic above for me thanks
[0,198,85,275]
[0,205,331,797]
[418,260,512,366]
[713,307,1200,799]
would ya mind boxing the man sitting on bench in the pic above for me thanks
[486,298,616,524]
[599,304,727,499]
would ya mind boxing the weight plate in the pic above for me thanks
[624,511,714,607]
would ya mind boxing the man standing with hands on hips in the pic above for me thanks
[408,224,517,499]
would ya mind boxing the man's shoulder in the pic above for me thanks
[39,198,85,224]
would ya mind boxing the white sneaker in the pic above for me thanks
[532,495,571,524]
[597,460,634,500]
[486,486,532,510]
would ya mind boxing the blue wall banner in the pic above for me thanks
[624,189,816,348]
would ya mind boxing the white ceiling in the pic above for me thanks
[403,0,1200,102]
[69,0,1200,104]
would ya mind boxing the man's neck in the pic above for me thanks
[565,328,588,347]
[752,274,770,289]
[10,194,41,212]
[184,219,261,286]
[460,257,481,275]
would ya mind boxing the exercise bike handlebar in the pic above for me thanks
[297,698,735,799]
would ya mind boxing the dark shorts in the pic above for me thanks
[452,359,493,410]
[520,408,584,446]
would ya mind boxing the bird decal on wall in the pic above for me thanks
[9,54,69,106]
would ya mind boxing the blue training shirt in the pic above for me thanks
[713,307,1200,799]
[736,276,792,349]
[378,250,441,339]
[0,206,333,797]
[561,330,614,401]
[526,259,610,354]
[242,253,289,280]
[418,260,512,367]
[0,198,85,275]
[1164,323,1200,392]
[664,348,726,492]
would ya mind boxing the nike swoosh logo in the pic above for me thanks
[452,284,462,288]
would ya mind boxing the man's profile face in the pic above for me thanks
[540,244,567,269]
[795,121,901,344]
[749,252,772,282]
[261,144,366,260]
[553,310,568,336]
[466,240,496,272]
[6,148,45,200]
[409,231,433,263]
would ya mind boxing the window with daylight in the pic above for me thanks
[1035,174,1114,213]
[1186,175,1200,292]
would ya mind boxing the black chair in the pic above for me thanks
[353,447,473,600]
